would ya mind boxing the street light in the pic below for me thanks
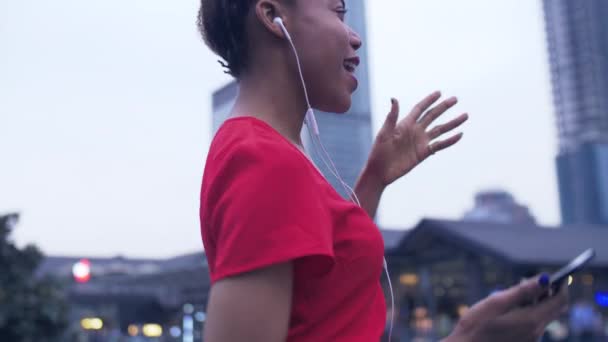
[142,324,163,337]
[81,318,103,330]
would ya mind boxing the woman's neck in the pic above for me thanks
[231,67,309,148]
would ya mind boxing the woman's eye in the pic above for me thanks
[336,9,348,21]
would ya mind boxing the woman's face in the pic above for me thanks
[286,0,362,114]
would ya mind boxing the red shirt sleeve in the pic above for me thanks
[201,132,335,283]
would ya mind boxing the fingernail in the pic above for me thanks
[539,274,550,287]
[391,98,395,105]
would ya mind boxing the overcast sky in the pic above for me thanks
[0,0,558,258]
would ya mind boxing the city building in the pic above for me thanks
[543,0,608,226]
[462,190,536,224]
[37,220,608,341]
[211,81,238,135]
[210,0,373,198]
[302,0,373,198]
[37,253,210,341]
[386,219,608,341]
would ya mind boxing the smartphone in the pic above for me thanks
[549,248,596,293]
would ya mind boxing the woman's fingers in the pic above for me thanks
[451,276,566,342]
[428,113,469,140]
[380,98,400,134]
[419,96,459,128]
[482,276,547,316]
[429,133,464,155]
[407,91,442,123]
[532,282,569,328]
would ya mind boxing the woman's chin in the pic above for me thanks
[317,95,352,114]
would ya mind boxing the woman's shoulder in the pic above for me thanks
[206,116,311,178]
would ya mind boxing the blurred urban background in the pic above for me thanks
[1,0,608,341]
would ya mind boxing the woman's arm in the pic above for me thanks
[203,262,293,342]
[354,164,385,219]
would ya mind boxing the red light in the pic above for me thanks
[73,259,91,283]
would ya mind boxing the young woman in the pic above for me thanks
[197,1,568,341]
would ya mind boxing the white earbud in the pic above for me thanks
[272,16,319,135]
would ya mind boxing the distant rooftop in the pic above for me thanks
[390,218,608,267]
[36,252,206,279]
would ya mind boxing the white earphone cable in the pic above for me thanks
[275,17,394,342]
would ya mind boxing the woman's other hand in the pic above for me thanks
[443,276,569,342]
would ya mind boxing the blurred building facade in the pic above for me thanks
[211,81,238,135]
[462,190,536,224]
[37,253,210,341]
[543,0,608,226]
[37,220,608,341]
[210,0,373,198]
[386,219,608,341]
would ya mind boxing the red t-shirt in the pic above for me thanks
[200,117,386,341]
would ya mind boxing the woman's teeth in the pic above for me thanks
[344,61,356,72]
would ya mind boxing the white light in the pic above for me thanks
[72,259,91,283]
[183,315,194,342]
[73,263,89,278]
[183,303,194,314]
[169,326,181,337]
[81,318,103,330]
[142,324,162,337]
[194,312,206,322]
[183,315,193,330]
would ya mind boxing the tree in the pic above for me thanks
[0,213,69,342]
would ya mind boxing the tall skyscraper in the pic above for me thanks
[211,81,238,135]
[211,0,373,198]
[302,0,373,198]
[543,0,608,226]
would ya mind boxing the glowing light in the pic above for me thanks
[546,320,568,340]
[73,259,91,283]
[421,318,433,330]
[195,311,206,322]
[183,303,194,314]
[399,273,419,286]
[183,315,193,330]
[413,307,428,319]
[568,275,573,286]
[414,318,433,332]
[81,318,103,330]
[169,326,181,337]
[142,324,162,337]
[128,325,139,336]
[457,305,470,318]
[183,315,194,342]
[595,292,608,307]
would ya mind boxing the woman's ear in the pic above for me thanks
[255,0,288,39]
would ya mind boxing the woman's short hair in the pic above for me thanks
[197,0,254,78]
